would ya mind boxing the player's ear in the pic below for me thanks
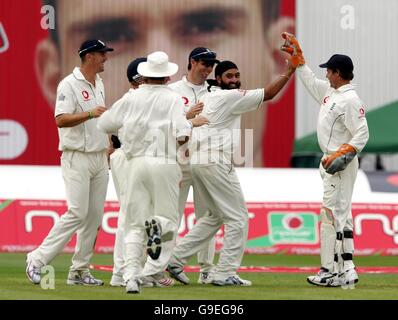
[35,38,61,109]
[266,16,295,76]
[216,75,222,86]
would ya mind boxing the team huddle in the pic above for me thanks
[25,33,368,293]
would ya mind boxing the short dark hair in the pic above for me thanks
[330,68,354,81]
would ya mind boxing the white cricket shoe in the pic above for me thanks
[67,270,104,286]
[26,259,41,285]
[198,272,213,284]
[110,273,125,287]
[141,272,175,287]
[167,264,190,285]
[212,275,252,286]
[307,267,340,287]
[126,278,140,294]
[339,268,359,289]
[145,219,162,260]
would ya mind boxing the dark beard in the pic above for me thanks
[220,81,241,90]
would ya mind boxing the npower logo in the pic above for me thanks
[0,22,10,54]
[355,213,398,245]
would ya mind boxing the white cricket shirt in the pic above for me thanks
[97,84,192,160]
[190,86,264,164]
[54,67,109,152]
[297,65,369,154]
[169,76,211,113]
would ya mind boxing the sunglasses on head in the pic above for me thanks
[190,50,217,60]
[132,74,144,83]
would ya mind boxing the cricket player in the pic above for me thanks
[110,57,147,287]
[281,33,369,288]
[97,51,209,293]
[26,39,113,286]
[167,39,298,286]
[169,47,219,284]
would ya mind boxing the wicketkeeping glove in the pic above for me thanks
[280,32,305,68]
[322,144,357,175]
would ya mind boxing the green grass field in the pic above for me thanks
[1,253,398,300]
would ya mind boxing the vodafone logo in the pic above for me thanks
[0,22,10,54]
[0,120,28,159]
[282,213,304,230]
[82,90,90,100]
[359,106,365,115]
[323,96,330,104]
[182,97,189,105]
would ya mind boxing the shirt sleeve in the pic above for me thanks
[171,97,192,140]
[97,96,127,134]
[297,64,330,105]
[224,89,264,115]
[345,98,369,152]
[54,81,76,117]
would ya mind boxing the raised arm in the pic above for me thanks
[281,32,329,104]
[262,32,305,101]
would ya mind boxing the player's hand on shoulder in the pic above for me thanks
[190,115,209,127]
[91,106,108,118]
[186,102,204,119]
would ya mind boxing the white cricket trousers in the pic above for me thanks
[320,157,358,271]
[29,150,108,271]
[178,163,216,273]
[110,149,130,277]
[123,156,181,282]
[172,162,249,279]
[321,157,358,233]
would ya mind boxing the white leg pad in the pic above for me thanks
[320,207,336,271]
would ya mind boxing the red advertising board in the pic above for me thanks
[1,199,397,255]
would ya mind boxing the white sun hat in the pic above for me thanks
[137,51,178,77]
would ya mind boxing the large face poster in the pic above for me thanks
[295,0,398,159]
[0,0,295,167]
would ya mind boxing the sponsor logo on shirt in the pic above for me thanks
[323,96,330,104]
[182,96,189,105]
[359,106,366,118]
[82,90,90,101]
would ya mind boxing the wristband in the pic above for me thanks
[88,111,93,119]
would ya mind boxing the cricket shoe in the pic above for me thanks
[110,273,126,287]
[167,264,190,285]
[126,278,140,294]
[339,268,359,289]
[198,272,213,284]
[67,270,104,286]
[307,267,340,287]
[141,272,175,288]
[26,257,41,285]
[145,219,162,260]
[212,275,252,286]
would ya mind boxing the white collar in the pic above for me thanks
[182,75,209,89]
[73,67,102,82]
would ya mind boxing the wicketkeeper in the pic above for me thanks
[281,33,369,288]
